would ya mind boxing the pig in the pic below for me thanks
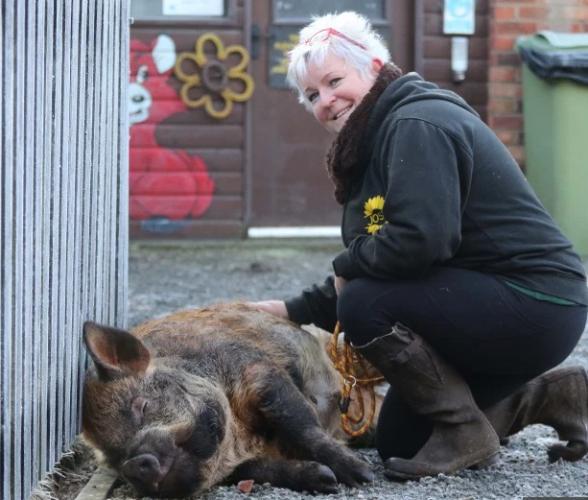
[82,303,377,498]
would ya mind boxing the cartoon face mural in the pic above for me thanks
[129,66,152,125]
[129,34,215,234]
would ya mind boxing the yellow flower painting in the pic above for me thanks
[363,195,386,234]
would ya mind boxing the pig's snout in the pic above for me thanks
[122,453,170,494]
[122,453,162,482]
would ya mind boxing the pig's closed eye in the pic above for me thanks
[131,397,148,426]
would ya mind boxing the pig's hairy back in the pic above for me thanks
[130,302,340,405]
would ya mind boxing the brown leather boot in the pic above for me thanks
[354,323,499,481]
[484,366,588,462]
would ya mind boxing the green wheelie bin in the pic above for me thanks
[517,31,588,257]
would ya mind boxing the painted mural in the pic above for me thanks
[174,32,254,119]
[129,34,215,234]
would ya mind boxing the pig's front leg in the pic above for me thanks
[242,364,374,488]
[228,457,339,493]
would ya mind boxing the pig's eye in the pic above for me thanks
[131,396,148,426]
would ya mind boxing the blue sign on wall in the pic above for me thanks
[443,0,476,35]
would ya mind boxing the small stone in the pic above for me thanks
[237,479,254,494]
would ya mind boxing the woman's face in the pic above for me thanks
[301,53,379,133]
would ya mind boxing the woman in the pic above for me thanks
[252,11,588,481]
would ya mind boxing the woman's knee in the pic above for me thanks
[337,279,389,345]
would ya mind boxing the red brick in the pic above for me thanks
[496,52,522,66]
[495,129,522,146]
[495,6,517,20]
[492,115,524,130]
[545,20,574,31]
[491,35,517,51]
[491,99,520,114]
[495,22,538,34]
[519,6,549,18]
[562,6,588,20]
[489,66,521,82]
[489,52,517,66]
[489,82,523,99]
[540,0,573,4]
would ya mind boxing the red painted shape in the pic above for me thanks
[129,36,215,224]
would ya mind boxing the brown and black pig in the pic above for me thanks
[82,302,376,498]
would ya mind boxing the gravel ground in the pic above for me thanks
[39,239,588,499]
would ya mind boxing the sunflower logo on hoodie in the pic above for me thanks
[363,195,386,234]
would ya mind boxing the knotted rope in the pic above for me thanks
[327,321,385,437]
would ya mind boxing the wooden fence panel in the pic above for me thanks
[0,1,129,498]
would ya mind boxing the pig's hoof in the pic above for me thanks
[548,440,588,462]
[331,455,374,488]
[304,463,338,494]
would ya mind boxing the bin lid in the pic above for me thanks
[535,31,588,49]
[517,32,588,85]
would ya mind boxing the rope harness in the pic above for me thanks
[326,321,385,437]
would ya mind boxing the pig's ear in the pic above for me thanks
[83,322,151,381]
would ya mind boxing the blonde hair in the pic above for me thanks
[287,11,391,109]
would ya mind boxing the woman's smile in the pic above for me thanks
[332,105,353,121]
[301,53,379,133]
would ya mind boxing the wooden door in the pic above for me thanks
[247,0,414,229]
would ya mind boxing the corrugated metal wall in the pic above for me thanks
[0,1,129,498]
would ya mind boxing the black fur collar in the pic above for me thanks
[326,63,403,204]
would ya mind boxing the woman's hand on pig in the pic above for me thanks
[248,300,289,319]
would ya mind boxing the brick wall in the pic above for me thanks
[488,0,588,167]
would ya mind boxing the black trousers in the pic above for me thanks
[336,267,587,460]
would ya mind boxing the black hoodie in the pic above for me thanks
[286,72,587,330]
